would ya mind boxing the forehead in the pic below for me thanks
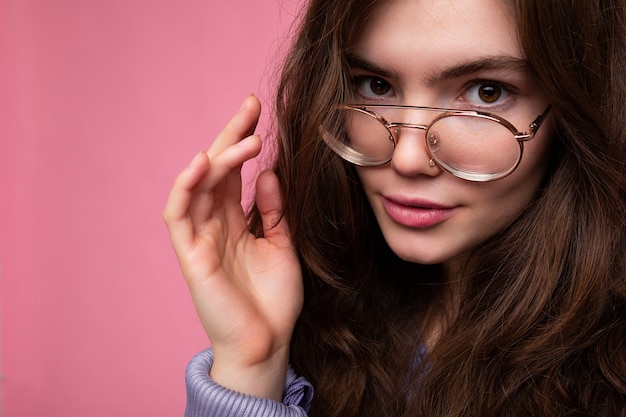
[352,0,521,70]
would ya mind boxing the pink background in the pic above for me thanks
[0,0,303,415]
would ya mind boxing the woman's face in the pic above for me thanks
[351,0,553,266]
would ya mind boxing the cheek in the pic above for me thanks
[489,120,554,194]
[354,165,382,192]
[475,137,553,224]
[472,181,538,227]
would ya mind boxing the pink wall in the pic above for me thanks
[0,1,303,415]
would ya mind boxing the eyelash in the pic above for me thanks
[350,75,518,111]
[352,76,394,101]
[460,79,517,111]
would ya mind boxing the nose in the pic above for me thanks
[390,125,442,177]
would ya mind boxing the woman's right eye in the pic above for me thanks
[354,76,394,99]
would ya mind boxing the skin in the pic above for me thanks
[352,0,553,269]
[164,0,553,401]
[163,96,303,400]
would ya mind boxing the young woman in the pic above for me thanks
[164,0,626,416]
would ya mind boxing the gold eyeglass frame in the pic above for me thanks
[321,104,552,182]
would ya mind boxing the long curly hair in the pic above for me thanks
[249,0,626,415]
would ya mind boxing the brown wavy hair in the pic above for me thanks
[249,0,626,415]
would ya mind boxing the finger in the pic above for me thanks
[207,95,261,159]
[163,151,211,250]
[193,134,262,197]
[255,170,291,244]
[188,135,262,226]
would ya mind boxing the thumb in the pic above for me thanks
[255,169,290,242]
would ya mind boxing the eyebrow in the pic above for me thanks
[346,53,531,86]
[346,53,401,81]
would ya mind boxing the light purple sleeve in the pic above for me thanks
[184,348,314,417]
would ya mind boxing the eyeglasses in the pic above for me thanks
[320,104,552,182]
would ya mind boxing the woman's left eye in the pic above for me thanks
[465,82,510,106]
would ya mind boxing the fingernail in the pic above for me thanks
[190,151,204,166]
[239,94,254,111]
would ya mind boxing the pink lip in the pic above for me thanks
[383,196,456,228]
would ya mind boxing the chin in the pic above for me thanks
[390,245,453,265]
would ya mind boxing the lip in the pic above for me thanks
[382,196,457,228]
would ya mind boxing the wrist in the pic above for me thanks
[210,346,290,401]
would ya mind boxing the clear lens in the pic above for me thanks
[321,107,395,166]
[427,114,521,181]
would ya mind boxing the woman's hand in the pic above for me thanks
[163,95,303,401]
